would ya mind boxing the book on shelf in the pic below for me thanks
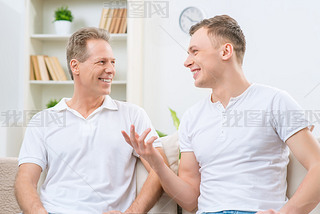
[51,56,68,81]
[105,9,114,32]
[44,56,59,81]
[37,55,50,81]
[29,56,35,80]
[109,8,119,33]
[98,8,127,34]
[114,8,124,33]
[99,8,110,29]
[30,55,70,81]
[119,8,127,34]
[30,55,41,80]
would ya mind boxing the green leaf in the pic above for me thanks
[169,108,180,130]
[54,6,73,22]
[46,99,61,109]
[156,130,167,138]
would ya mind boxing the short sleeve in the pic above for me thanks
[271,90,312,142]
[178,111,193,152]
[132,107,162,157]
[18,112,47,171]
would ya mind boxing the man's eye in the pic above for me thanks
[111,61,116,64]
[99,61,105,64]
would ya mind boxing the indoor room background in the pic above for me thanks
[0,0,320,157]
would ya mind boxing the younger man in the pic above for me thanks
[122,15,320,214]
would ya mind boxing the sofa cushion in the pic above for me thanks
[160,132,179,174]
[0,157,21,214]
[136,132,180,213]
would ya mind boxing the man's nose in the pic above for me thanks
[104,62,115,73]
[184,55,194,68]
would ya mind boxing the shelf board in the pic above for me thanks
[30,80,127,85]
[30,34,127,41]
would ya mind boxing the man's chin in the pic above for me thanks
[101,89,111,96]
[194,81,204,88]
[194,81,211,89]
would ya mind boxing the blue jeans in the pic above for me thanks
[203,211,256,214]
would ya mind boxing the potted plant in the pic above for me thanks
[46,98,61,108]
[53,6,73,35]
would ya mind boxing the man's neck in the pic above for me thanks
[66,94,105,119]
[210,70,250,108]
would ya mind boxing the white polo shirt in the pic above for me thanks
[19,95,161,214]
[179,83,311,213]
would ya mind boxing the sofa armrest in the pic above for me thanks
[0,157,21,214]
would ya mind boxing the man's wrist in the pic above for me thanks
[280,205,299,214]
[124,207,146,214]
[150,158,167,175]
[125,201,148,214]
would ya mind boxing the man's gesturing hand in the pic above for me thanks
[121,125,164,168]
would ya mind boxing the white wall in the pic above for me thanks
[1,0,320,156]
[142,0,320,136]
[0,0,25,157]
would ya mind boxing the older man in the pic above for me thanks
[15,27,165,214]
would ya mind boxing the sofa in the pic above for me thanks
[1,133,320,214]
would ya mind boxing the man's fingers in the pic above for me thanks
[135,132,139,139]
[145,136,159,154]
[126,125,157,155]
[129,125,138,148]
[121,131,132,146]
[139,128,151,142]
[146,136,158,146]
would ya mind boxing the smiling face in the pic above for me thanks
[184,27,224,88]
[71,39,116,96]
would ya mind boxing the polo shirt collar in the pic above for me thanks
[209,83,255,111]
[50,98,69,112]
[100,95,118,110]
[51,95,118,112]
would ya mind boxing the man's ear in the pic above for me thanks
[70,59,80,76]
[220,43,233,61]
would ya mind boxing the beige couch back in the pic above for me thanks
[0,157,21,214]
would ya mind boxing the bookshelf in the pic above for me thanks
[30,34,127,41]
[25,0,128,111]
[30,80,127,85]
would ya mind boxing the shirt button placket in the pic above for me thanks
[220,109,227,140]
[83,120,91,137]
